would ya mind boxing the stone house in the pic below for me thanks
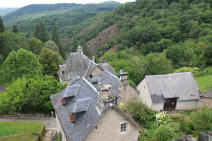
[198,90,212,109]
[137,72,200,111]
[50,77,142,141]
[58,47,139,105]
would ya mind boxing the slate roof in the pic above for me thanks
[51,77,142,141]
[63,85,80,99]
[58,52,116,82]
[145,72,200,103]
[90,70,121,97]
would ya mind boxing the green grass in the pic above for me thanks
[0,122,44,141]
[195,66,212,92]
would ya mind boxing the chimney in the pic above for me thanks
[120,70,129,90]
[96,84,115,114]
[92,56,95,62]
[77,45,83,53]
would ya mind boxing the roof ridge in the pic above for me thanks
[82,77,98,93]
[145,72,192,78]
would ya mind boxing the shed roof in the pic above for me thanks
[145,72,200,102]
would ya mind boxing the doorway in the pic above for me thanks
[163,98,177,111]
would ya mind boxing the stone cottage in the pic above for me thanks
[198,90,212,109]
[137,72,200,111]
[50,77,142,141]
[58,47,139,105]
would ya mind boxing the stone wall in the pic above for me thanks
[119,86,139,105]
[198,97,212,108]
[85,108,139,141]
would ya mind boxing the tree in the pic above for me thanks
[203,44,212,65]
[34,22,49,42]
[12,25,18,33]
[0,16,4,33]
[141,53,173,76]
[28,37,44,55]
[52,24,61,46]
[0,48,42,85]
[44,40,59,53]
[0,75,66,114]
[39,48,63,78]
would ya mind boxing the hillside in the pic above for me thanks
[0,8,17,16]
[3,2,121,37]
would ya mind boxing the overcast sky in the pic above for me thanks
[0,0,136,8]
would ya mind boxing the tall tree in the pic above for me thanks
[52,24,61,46]
[0,48,42,85]
[0,16,4,33]
[34,22,49,42]
[12,24,18,33]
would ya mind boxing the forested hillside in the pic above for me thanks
[3,2,121,37]
[67,0,212,86]
[0,8,17,16]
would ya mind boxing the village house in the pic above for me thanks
[50,77,142,141]
[58,46,139,105]
[137,72,200,111]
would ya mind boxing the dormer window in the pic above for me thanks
[60,99,66,106]
[120,123,127,132]
[68,113,75,123]
[90,75,93,79]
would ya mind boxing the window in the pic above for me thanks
[120,123,127,132]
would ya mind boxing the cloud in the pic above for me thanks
[0,0,136,8]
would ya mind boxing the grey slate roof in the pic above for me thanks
[145,72,200,103]
[150,95,164,103]
[51,77,142,141]
[59,52,97,82]
[63,85,80,99]
[90,70,121,97]
[58,52,116,82]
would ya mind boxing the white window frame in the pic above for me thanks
[120,123,127,132]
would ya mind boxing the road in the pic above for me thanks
[0,117,57,129]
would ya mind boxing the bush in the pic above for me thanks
[154,126,177,141]
[174,67,206,77]
[156,112,172,126]
[184,107,212,136]
[124,100,157,128]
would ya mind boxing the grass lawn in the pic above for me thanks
[195,66,212,92]
[0,122,44,141]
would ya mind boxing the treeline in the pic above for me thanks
[88,0,212,85]
[0,17,66,114]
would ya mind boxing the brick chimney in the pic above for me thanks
[77,45,83,53]
[120,70,129,90]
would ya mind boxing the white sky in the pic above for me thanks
[0,0,136,8]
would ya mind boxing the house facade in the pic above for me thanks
[198,90,212,108]
[137,72,200,111]
[51,77,142,141]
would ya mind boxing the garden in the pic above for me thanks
[124,101,212,141]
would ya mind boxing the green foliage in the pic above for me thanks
[34,22,49,42]
[175,67,206,77]
[124,100,157,128]
[0,15,4,33]
[141,53,173,76]
[44,40,59,53]
[0,76,66,114]
[184,107,212,136]
[154,125,177,141]
[0,48,42,85]
[195,68,212,92]
[0,32,29,63]
[156,112,172,126]
[39,48,63,78]
[203,44,212,65]
[28,37,44,55]
[12,24,18,33]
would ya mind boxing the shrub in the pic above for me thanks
[167,122,181,132]
[174,67,206,77]
[154,126,177,141]
[156,112,172,126]
[124,100,157,128]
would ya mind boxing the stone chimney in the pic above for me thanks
[92,56,95,62]
[77,45,83,53]
[120,70,129,90]
[96,84,115,114]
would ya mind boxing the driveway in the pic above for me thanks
[0,117,57,129]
